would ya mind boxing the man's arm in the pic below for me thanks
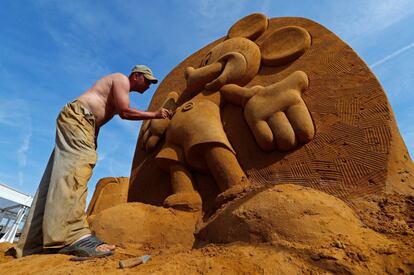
[112,75,169,120]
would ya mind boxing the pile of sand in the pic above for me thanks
[88,202,199,250]
[1,184,413,274]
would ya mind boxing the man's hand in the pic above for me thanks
[154,108,172,119]
[140,92,179,151]
[140,108,172,152]
[244,71,315,151]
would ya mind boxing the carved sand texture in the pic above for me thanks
[86,177,129,216]
[129,16,414,211]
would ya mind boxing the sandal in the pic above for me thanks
[58,235,113,257]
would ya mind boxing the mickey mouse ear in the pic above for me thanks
[259,26,311,66]
[227,13,268,40]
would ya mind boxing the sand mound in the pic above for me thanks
[88,202,200,249]
[1,185,413,274]
[87,177,129,216]
[0,243,354,274]
[198,184,391,249]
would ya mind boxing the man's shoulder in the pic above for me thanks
[107,72,129,82]
[103,73,130,89]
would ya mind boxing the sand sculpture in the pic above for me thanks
[2,13,414,274]
[139,14,315,211]
[86,177,129,216]
[128,13,414,213]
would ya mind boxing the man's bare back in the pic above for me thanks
[77,72,171,137]
[77,73,128,128]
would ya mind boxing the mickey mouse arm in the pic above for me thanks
[220,84,263,107]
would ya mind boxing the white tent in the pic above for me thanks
[0,183,33,243]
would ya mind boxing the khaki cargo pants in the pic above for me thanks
[16,100,97,257]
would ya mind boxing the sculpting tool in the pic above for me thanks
[119,254,151,269]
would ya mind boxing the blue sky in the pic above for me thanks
[1,0,413,201]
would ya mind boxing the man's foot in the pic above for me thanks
[163,192,202,212]
[58,235,115,258]
[76,234,115,252]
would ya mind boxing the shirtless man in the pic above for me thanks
[16,65,170,258]
[78,65,171,137]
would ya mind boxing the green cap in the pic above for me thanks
[131,65,158,84]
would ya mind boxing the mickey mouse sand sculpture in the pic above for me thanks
[87,13,414,257]
[140,14,315,210]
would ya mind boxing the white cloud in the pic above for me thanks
[322,0,414,42]
[370,41,414,68]
[17,129,32,168]
[0,99,29,127]
[41,25,109,78]
[0,98,33,170]
[0,112,14,127]
[0,103,18,127]
[34,2,110,80]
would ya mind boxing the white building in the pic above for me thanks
[0,183,32,243]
